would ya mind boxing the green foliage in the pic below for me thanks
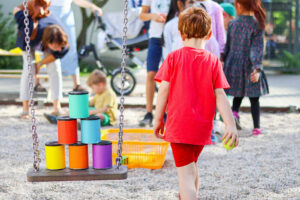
[280,50,300,74]
[0,5,22,69]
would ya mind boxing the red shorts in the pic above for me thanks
[170,143,204,167]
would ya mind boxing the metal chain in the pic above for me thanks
[23,0,41,171]
[116,0,129,168]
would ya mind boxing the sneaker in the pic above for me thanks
[252,128,262,136]
[232,111,242,130]
[211,130,218,145]
[139,112,153,127]
[43,113,58,124]
[213,120,223,135]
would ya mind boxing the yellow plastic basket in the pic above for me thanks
[101,128,169,169]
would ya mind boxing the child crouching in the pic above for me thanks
[86,69,118,126]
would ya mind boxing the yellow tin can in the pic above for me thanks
[45,141,66,170]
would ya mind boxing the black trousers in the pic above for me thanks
[232,97,260,129]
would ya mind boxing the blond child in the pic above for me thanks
[154,7,238,199]
[86,70,118,126]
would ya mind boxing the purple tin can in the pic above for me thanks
[92,140,112,169]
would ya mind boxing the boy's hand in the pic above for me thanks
[153,13,167,23]
[153,119,165,139]
[250,69,260,83]
[222,126,239,147]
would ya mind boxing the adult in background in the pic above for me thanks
[220,2,236,33]
[50,0,103,91]
[14,6,69,119]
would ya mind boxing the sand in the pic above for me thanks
[0,105,300,200]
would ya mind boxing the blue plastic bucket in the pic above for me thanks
[81,116,101,144]
[69,91,89,119]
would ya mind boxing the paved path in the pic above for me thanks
[0,69,299,108]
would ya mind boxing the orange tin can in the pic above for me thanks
[69,142,89,170]
[57,116,77,144]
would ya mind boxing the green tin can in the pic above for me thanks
[69,91,89,119]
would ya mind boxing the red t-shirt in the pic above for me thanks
[155,47,230,145]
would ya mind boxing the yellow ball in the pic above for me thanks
[222,138,235,150]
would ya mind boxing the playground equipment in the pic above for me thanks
[26,0,130,182]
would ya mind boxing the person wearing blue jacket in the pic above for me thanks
[14,7,69,119]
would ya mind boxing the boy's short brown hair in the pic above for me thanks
[178,7,211,39]
[86,69,107,86]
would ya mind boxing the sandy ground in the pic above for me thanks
[0,105,300,200]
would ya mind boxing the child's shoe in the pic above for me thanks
[139,112,153,127]
[252,128,262,136]
[232,111,242,130]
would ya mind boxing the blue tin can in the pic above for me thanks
[81,116,101,144]
[69,91,89,119]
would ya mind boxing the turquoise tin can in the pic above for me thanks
[81,116,101,144]
[69,91,89,119]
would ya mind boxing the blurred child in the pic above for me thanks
[154,7,238,199]
[220,2,236,32]
[139,0,171,127]
[44,70,118,126]
[223,0,269,135]
[86,70,118,126]
[195,0,226,58]
[163,0,221,58]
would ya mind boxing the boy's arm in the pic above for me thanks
[215,89,239,146]
[153,81,169,139]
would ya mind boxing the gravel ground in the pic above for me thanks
[0,105,300,200]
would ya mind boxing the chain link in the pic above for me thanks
[116,0,129,168]
[23,0,41,171]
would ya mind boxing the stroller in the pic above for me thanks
[79,14,149,96]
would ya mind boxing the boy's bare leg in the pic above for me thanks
[177,162,197,200]
[195,163,200,198]
[146,71,157,113]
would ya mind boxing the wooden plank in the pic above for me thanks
[0,74,49,81]
[0,70,23,73]
[27,165,128,182]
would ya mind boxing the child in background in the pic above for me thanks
[195,0,226,58]
[139,0,171,127]
[163,0,220,58]
[220,2,236,32]
[87,70,118,126]
[154,7,238,199]
[223,0,269,135]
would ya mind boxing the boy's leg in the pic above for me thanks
[195,163,200,197]
[177,162,198,200]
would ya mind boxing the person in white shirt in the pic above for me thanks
[163,0,220,58]
[50,0,102,91]
[139,0,171,127]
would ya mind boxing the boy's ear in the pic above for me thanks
[205,30,212,41]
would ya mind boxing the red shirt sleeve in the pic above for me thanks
[213,58,230,89]
[154,54,172,83]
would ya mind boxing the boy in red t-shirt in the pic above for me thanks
[154,7,239,199]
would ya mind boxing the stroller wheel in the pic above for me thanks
[111,68,136,96]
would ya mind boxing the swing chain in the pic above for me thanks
[116,0,129,168]
[23,0,41,172]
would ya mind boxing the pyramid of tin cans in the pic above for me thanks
[45,91,112,170]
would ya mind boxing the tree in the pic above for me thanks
[76,0,109,51]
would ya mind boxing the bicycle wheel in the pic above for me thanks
[111,68,136,96]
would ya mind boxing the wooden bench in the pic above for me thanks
[0,69,49,81]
